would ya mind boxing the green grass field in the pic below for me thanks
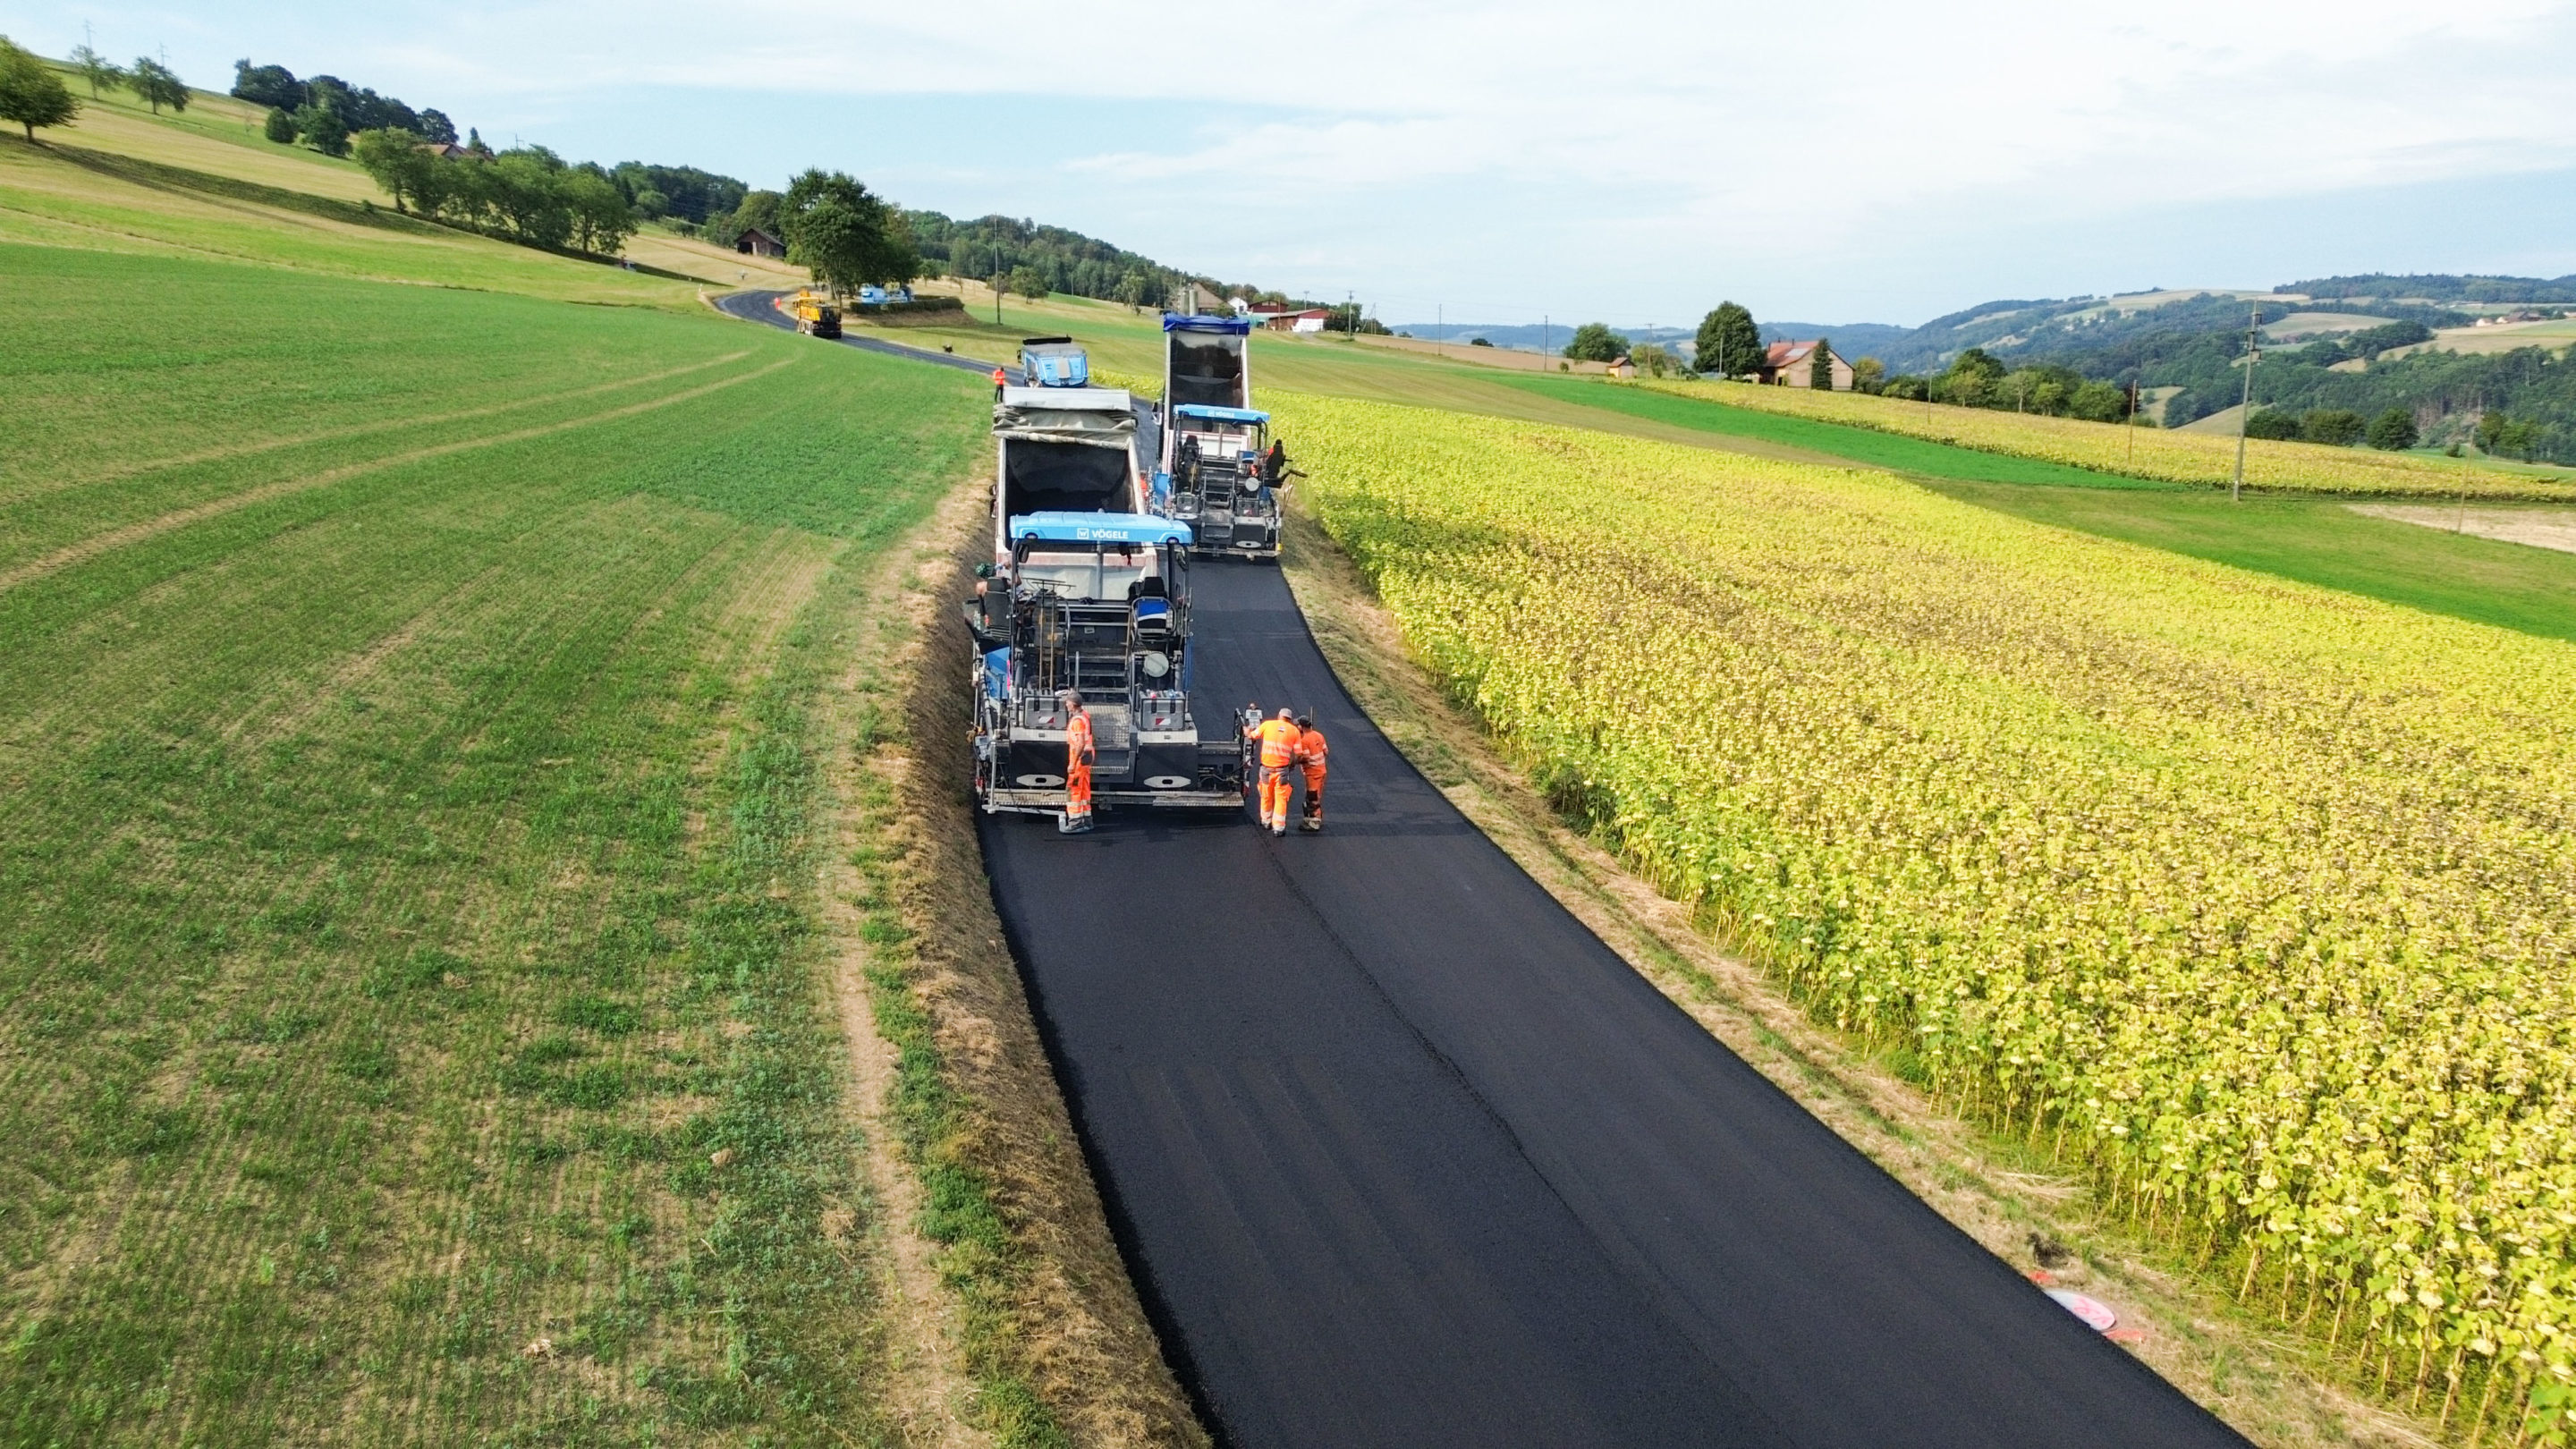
[0,133,699,309]
[0,246,987,1444]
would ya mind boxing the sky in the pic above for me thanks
[12,1,2576,327]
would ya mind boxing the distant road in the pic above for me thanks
[716,290,2255,1448]
[711,289,1015,379]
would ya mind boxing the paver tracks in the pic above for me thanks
[724,290,2254,1448]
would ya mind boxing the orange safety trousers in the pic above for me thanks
[1065,714,1095,824]
[1258,766,1293,829]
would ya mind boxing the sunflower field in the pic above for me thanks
[1630,377,2576,501]
[1271,388,2576,1439]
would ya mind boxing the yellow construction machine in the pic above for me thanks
[792,290,842,338]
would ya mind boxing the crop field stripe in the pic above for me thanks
[0,357,797,594]
[24,348,758,501]
[1493,372,2165,488]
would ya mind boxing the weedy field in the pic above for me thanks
[1496,373,2576,643]
[1274,389,2576,1442]
[0,245,987,1443]
[1633,374,2576,500]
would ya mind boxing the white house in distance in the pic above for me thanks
[1757,338,1853,390]
[1246,304,1332,333]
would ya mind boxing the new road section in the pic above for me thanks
[714,291,2252,1447]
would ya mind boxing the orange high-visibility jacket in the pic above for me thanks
[1065,710,1095,764]
[1297,726,1328,771]
[1248,716,1301,767]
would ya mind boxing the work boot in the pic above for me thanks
[1271,824,1285,837]
[1059,812,1092,835]
[1301,819,1321,833]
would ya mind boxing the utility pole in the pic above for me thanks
[1346,290,1355,342]
[2232,306,2260,502]
[2125,378,2139,468]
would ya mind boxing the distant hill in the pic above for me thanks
[2285,274,2576,305]
[1385,322,1696,353]
[1761,321,1914,361]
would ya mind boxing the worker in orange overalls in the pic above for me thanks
[1059,690,1095,835]
[1294,715,1328,833]
[991,366,1009,401]
[1245,706,1301,836]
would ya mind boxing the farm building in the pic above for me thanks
[1757,339,1853,390]
[1606,356,1637,378]
[734,227,786,259]
[1287,309,1332,334]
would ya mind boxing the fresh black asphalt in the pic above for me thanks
[719,290,2254,1447]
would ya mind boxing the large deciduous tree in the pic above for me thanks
[1693,302,1759,378]
[0,37,79,140]
[1563,322,1628,363]
[781,168,919,294]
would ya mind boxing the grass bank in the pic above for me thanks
[0,246,984,1442]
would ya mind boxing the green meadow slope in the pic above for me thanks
[0,242,989,1443]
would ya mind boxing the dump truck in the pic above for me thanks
[962,513,1246,816]
[1155,314,1284,558]
[987,386,1147,564]
[1019,335,1091,388]
[791,290,841,338]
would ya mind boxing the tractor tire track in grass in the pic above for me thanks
[0,358,795,596]
[13,348,757,502]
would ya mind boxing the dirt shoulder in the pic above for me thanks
[835,477,1207,1447]
[2348,502,2576,555]
[1276,495,2447,1449]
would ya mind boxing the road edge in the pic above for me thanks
[855,478,1209,1447]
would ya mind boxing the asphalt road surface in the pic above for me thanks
[709,291,2250,1446]
[711,289,1019,378]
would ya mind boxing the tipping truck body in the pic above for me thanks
[791,289,841,337]
[987,386,1147,567]
[1019,336,1091,388]
[962,513,1246,815]
[1155,314,1281,558]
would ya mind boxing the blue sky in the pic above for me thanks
[12,1,2576,327]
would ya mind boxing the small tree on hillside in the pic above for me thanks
[1693,302,1760,378]
[295,103,349,157]
[2365,408,2419,451]
[1809,338,1834,391]
[351,127,437,212]
[68,44,122,99]
[1631,343,1673,377]
[0,38,79,140]
[1009,265,1051,301]
[263,106,296,143]
[1851,357,1886,394]
[128,56,188,114]
[1563,322,1628,363]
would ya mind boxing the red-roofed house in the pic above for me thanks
[1757,339,1852,390]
